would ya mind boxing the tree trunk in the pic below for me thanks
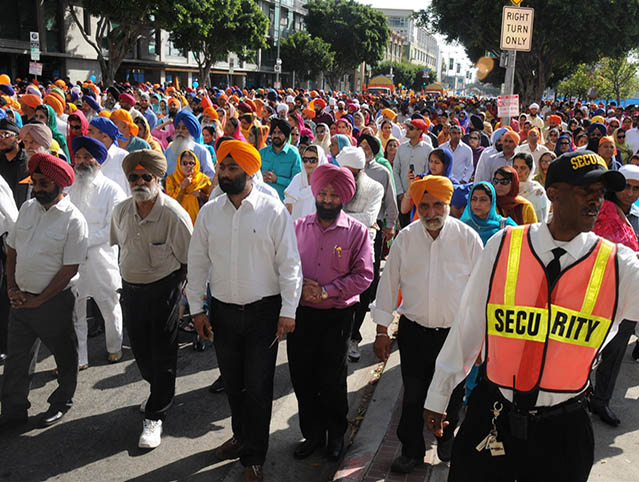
[199,60,213,88]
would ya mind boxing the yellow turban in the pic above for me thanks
[216,140,261,176]
[381,108,397,120]
[0,74,10,85]
[111,109,139,136]
[409,175,454,205]
[591,115,605,124]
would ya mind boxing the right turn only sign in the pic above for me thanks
[500,6,534,52]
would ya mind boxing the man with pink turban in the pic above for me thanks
[288,163,373,461]
[0,153,88,432]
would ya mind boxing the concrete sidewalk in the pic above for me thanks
[335,336,639,482]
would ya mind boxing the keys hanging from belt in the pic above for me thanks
[475,401,506,456]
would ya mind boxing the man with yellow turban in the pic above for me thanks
[370,175,483,473]
[187,139,302,482]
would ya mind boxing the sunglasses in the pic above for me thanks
[302,157,318,164]
[559,141,570,145]
[69,124,82,130]
[492,177,511,185]
[618,135,626,139]
[469,136,480,141]
[406,125,416,131]
[181,161,196,166]
[0,132,16,139]
[128,173,153,183]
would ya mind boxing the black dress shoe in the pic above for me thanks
[325,437,344,461]
[208,376,225,394]
[293,437,325,459]
[38,407,68,428]
[591,404,621,426]
[390,455,422,474]
[0,414,28,433]
[437,436,454,462]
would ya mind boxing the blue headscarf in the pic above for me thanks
[460,182,516,245]
[331,134,351,165]
[174,110,203,144]
[89,117,127,142]
[10,109,22,128]
[553,134,574,156]
[426,147,457,182]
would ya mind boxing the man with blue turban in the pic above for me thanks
[69,136,127,371]
[87,118,130,194]
[165,110,215,178]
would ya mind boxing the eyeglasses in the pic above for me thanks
[302,157,318,164]
[0,132,16,139]
[406,125,416,131]
[128,173,153,183]
[618,135,626,139]
[469,136,480,141]
[559,141,570,146]
[492,177,511,185]
[69,124,82,131]
[181,161,196,166]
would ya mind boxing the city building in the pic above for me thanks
[0,0,307,87]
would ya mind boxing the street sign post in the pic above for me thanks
[30,31,40,62]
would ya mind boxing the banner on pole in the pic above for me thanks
[497,94,519,118]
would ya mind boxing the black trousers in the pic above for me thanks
[1,289,77,416]
[592,319,637,406]
[287,305,353,442]
[210,294,281,467]
[448,380,594,482]
[121,270,182,421]
[351,223,383,343]
[397,316,465,459]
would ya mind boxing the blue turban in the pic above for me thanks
[83,95,101,112]
[0,84,15,97]
[451,182,473,208]
[593,108,605,116]
[174,110,201,141]
[588,122,607,137]
[491,127,509,144]
[71,136,108,164]
[90,117,126,142]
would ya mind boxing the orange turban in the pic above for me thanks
[216,140,261,175]
[110,109,139,136]
[167,97,180,108]
[502,131,520,145]
[230,95,239,104]
[303,108,315,119]
[203,107,218,120]
[381,108,397,120]
[44,94,64,115]
[548,115,562,125]
[98,110,111,118]
[201,95,213,110]
[409,175,454,205]
[20,94,42,109]
[0,74,10,85]
[54,79,66,90]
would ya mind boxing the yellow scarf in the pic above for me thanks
[165,150,212,224]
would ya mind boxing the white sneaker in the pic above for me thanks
[138,419,162,449]
[348,340,361,362]
[139,398,148,413]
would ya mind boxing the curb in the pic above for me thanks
[332,343,403,482]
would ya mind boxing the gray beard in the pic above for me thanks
[70,172,98,210]
[132,183,159,202]
[171,135,195,156]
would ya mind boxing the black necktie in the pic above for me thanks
[546,247,566,286]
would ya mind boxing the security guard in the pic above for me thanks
[423,150,639,482]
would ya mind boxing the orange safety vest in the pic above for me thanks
[485,225,618,394]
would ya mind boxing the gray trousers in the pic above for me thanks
[1,289,77,416]
[592,319,637,406]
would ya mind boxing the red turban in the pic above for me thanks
[216,140,261,175]
[310,163,356,204]
[410,119,429,132]
[313,98,326,110]
[548,115,562,125]
[118,92,136,106]
[28,152,75,187]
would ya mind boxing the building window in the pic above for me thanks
[168,39,183,57]
[43,0,61,52]
[83,8,92,35]
[1,0,37,42]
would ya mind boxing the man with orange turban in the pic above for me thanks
[0,152,88,431]
[187,134,303,482]
[110,109,151,153]
[371,175,483,473]
[19,94,41,123]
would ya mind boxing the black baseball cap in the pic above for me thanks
[545,150,625,191]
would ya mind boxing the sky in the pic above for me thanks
[354,0,474,74]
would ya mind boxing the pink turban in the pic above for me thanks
[310,163,356,204]
[28,152,75,187]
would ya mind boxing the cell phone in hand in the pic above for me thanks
[409,164,415,173]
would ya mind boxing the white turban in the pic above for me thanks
[619,164,639,181]
[336,146,366,170]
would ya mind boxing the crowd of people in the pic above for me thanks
[0,73,639,481]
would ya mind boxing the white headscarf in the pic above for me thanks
[284,144,328,219]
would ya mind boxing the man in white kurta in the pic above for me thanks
[69,137,127,366]
[87,117,131,195]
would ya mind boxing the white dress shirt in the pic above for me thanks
[474,151,514,183]
[344,172,384,242]
[69,172,127,298]
[371,216,483,328]
[440,140,474,182]
[103,143,131,195]
[0,174,18,235]
[393,140,433,195]
[186,185,303,319]
[7,195,88,293]
[425,222,639,413]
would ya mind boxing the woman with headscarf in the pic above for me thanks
[133,115,163,153]
[312,122,331,154]
[377,119,393,151]
[467,130,485,171]
[613,127,633,164]
[34,104,70,161]
[223,117,247,142]
[248,124,269,151]
[65,110,88,164]
[329,134,351,165]
[384,137,399,166]
[461,181,517,245]
[532,151,555,188]
[598,136,623,170]
[553,134,574,156]
[492,165,537,225]
[289,110,314,142]
[336,118,356,145]
[513,152,549,222]
[284,144,328,219]
[544,128,559,152]
[165,150,213,224]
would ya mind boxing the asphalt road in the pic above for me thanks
[0,316,382,482]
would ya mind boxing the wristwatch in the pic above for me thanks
[321,286,328,300]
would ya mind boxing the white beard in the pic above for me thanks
[70,171,98,212]
[170,135,195,157]
[132,182,159,202]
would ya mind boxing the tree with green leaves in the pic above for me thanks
[415,1,639,104]
[374,61,434,91]
[597,57,639,105]
[304,0,390,89]
[170,0,268,88]
[280,31,335,84]
[556,64,597,101]
[65,0,179,86]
